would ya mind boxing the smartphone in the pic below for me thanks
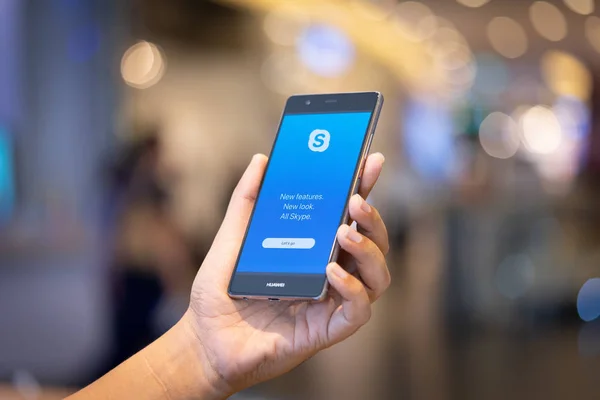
[228,92,383,301]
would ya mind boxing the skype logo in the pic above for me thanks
[308,129,331,152]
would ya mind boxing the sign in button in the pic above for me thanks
[262,238,315,249]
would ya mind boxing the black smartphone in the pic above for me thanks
[228,92,383,301]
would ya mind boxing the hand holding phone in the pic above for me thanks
[184,148,389,396]
[66,94,390,400]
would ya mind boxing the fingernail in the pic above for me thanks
[360,196,371,213]
[344,225,362,243]
[329,264,348,279]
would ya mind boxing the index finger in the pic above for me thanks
[358,153,385,200]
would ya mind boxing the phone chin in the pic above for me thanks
[228,272,329,301]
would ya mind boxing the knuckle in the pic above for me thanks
[349,280,364,297]
[367,236,379,252]
[230,183,244,202]
[382,267,392,289]
[382,240,390,256]
[370,205,382,221]
[233,188,257,205]
[364,239,381,261]
[360,302,372,325]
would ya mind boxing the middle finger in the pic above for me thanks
[348,194,389,255]
[336,224,390,301]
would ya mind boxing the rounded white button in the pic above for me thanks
[262,238,315,249]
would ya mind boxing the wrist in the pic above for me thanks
[147,312,230,400]
[181,310,234,399]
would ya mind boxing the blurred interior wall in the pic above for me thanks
[0,0,122,385]
[0,0,21,125]
[128,51,274,242]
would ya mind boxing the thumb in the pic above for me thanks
[203,154,268,282]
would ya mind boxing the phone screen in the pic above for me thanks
[229,93,381,299]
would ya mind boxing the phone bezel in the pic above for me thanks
[227,92,384,301]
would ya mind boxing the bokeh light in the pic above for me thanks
[445,64,477,94]
[520,106,563,155]
[350,0,396,21]
[404,100,456,181]
[487,17,528,59]
[530,1,568,42]
[553,96,589,141]
[563,0,594,15]
[423,18,475,94]
[263,3,310,46]
[541,50,592,101]
[433,43,472,71]
[479,112,520,159]
[456,0,491,7]
[584,16,600,53]
[297,24,355,77]
[428,25,466,55]
[522,97,590,187]
[447,47,473,71]
[121,41,166,89]
[577,278,600,322]
[395,1,437,42]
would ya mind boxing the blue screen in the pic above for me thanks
[236,111,372,274]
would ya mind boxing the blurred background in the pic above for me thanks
[1,0,600,399]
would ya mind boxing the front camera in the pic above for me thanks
[305,100,311,105]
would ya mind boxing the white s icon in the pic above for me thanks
[308,129,331,152]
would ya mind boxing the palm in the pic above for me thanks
[187,153,388,394]
[191,253,358,385]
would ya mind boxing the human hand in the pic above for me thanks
[182,153,390,398]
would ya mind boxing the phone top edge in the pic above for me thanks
[287,92,381,103]
[285,92,381,115]
[288,91,380,97]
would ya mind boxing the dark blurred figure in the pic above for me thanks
[94,134,197,380]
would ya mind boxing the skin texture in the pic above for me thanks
[69,152,390,400]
